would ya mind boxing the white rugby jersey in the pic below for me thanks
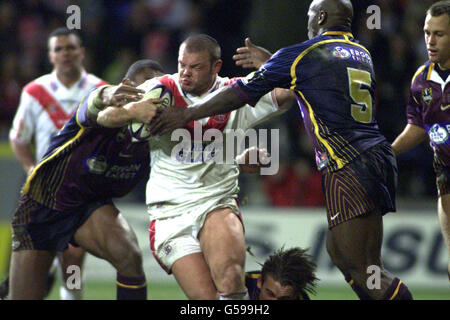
[143,73,285,219]
[9,70,107,162]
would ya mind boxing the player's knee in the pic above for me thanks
[110,240,143,276]
[188,288,217,300]
[212,263,244,293]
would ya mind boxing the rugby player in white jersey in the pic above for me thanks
[8,27,106,300]
[141,34,295,299]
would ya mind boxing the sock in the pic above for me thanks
[345,275,373,300]
[382,278,413,300]
[218,289,249,300]
[60,286,83,300]
[116,273,147,300]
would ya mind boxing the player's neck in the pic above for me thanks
[437,61,450,71]
[55,69,82,89]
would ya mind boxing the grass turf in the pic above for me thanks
[45,280,450,300]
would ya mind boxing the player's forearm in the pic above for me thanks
[97,106,133,128]
[187,86,245,122]
[10,140,36,174]
[391,124,427,155]
[274,88,296,111]
[89,85,111,110]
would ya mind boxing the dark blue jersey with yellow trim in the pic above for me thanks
[22,90,150,211]
[233,27,386,172]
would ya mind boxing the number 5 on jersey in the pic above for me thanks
[348,67,373,123]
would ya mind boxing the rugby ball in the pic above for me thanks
[129,84,174,141]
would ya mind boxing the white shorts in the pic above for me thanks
[148,197,241,273]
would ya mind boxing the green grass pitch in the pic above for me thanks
[44,280,450,300]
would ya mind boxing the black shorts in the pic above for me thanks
[322,142,397,229]
[11,194,112,252]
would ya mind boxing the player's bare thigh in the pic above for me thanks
[73,204,143,276]
[171,252,217,299]
[198,207,246,292]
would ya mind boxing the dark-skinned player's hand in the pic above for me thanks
[149,106,191,136]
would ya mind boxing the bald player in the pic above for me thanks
[149,0,413,300]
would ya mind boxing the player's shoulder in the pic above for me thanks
[138,74,177,95]
[411,61,431,86]
[272,39,316,59]
[22,73,52,92]
[217,75,241,87]
[85,72,108,87]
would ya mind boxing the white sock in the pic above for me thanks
[218,289,249,300]
[60,286,83,300]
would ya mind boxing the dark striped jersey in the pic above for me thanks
[233,26,387,173]
[22,89,150,211]
[245,271,310,300]
[407,61,450,166]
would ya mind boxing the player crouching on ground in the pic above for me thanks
[246,247,319,300]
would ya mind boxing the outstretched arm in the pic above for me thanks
[149,86,245,135]
[97,96,161,128]
[391,124,428,155]
[84,83,160,128]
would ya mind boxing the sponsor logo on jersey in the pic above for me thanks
[428,123,448,145]
[86,155,108,174]
[332,46,351,59]
[422,88,432,105]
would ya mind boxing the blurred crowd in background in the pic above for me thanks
[0,0,439,207]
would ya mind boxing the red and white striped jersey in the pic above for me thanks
[9,70,107,162]
[142,73,284,219]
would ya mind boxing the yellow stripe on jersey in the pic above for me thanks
[289,38,372,90]
[22,128,85,194]
[322,31,354,38]
[411,65,427,85]
[296,90,345,170]
[426,63,435,81]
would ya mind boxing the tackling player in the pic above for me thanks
[391,0,450,279]
[7,60,163,300]
[8,27,107,300]
[149,0,413,300]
